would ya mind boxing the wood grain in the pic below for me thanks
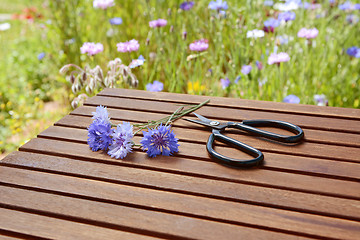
[84,95,360,134]
[1,88,359,240]
[70,106,360,148]
[0,207,158,240]
[99,88,360,120]
[0,165,359,239]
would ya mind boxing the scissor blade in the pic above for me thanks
[194,113,212,124]
[183,118,211,127]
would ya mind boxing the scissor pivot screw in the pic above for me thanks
[210,121,220,126]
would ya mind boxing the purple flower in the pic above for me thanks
[109,17,123,25]
[241,65,252,75]
[208,0,228,11]
[297,28,319,39]
[92,105,110,123]
[256,61,263,70]
[283,95,300,104]
[116,39,140,53]
[268,52,290,65]
[264,0,274,6]
[108,122,134,159]
[146,80,164,92]
[93,0,115,9]
[149,19,167,28]
[87,120,112,151]
[314,94,328,106]
[129,55,146,68]
[80,42,104,56]
[234,76,241,84]
[141,124,179,158]
[263,18,280,32]
[37,52,45,61]
[278,11,296,22]
[339,2,352,10]
[180,1,195,10]
[276,35,291,45]
[220,77,230,89]
[355,4,360,9]
[346,47,360,58]
[346,14,359,24]
[189,39,209,52]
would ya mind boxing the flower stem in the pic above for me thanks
[133,98,210,134]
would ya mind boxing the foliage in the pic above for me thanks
[1,0,360,154]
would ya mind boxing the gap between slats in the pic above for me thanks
[0,185,314,240]
[83,95,360,134]
[0,229,49,240]
[0,204,188,240]
[71,105,360,149]
[9,147,359,220]
[98,89,360,121]
[18,141,360,201]
[0,167,356,240]
[45,124,360,182]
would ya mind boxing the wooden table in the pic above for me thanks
[1,88,360,240]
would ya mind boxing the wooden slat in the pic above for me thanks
[56,116,360,167]
[37,125,360,198]
[70,106,360,148]
[0,165,359,239]
[0,185,309,240]
[47,121,360,180]
[84,95,360,134]
[4,150,360,222]
[0,207,158,240]
[99,88,360,120]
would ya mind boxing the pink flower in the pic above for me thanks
[297,28,319,39]
[149,19,167,28]
[189,39,209,52]
[93,0,115,9]
[80,42,104,56]
[267,52,290,65]
[116,39,140,53]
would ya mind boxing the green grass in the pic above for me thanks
[1,0,359,155]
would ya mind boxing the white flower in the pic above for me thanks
[274,2,299,11]
[246,29,265,38]
[0,23,11,31]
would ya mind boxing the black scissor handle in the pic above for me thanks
[229,120,304,143]
[207,130,264,168]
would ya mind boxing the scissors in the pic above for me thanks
[185,113,304,168]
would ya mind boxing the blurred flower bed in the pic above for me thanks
[0,0,359,155]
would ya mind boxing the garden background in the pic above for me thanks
[0,0,359,159]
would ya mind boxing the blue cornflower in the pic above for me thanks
[129,55,145,69]
[38,52,45,61]
[263,18,280,32]
[208,0,228,11]
[180,1,195,11]
[355,4,360,10]
[241,65,252,75]
[234,76,241,84]
[108,122,134,159]
[109,17,123,25]
[283,95,300,104]
[264,0,274,6]
[339,2,352,10]
[141,124,179,158]
[220,77,230,89]
[87,120,113,151]
[278,11,296,22]
[146,80,164,92]
[92,105,110,123]
[346,47,360,58]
